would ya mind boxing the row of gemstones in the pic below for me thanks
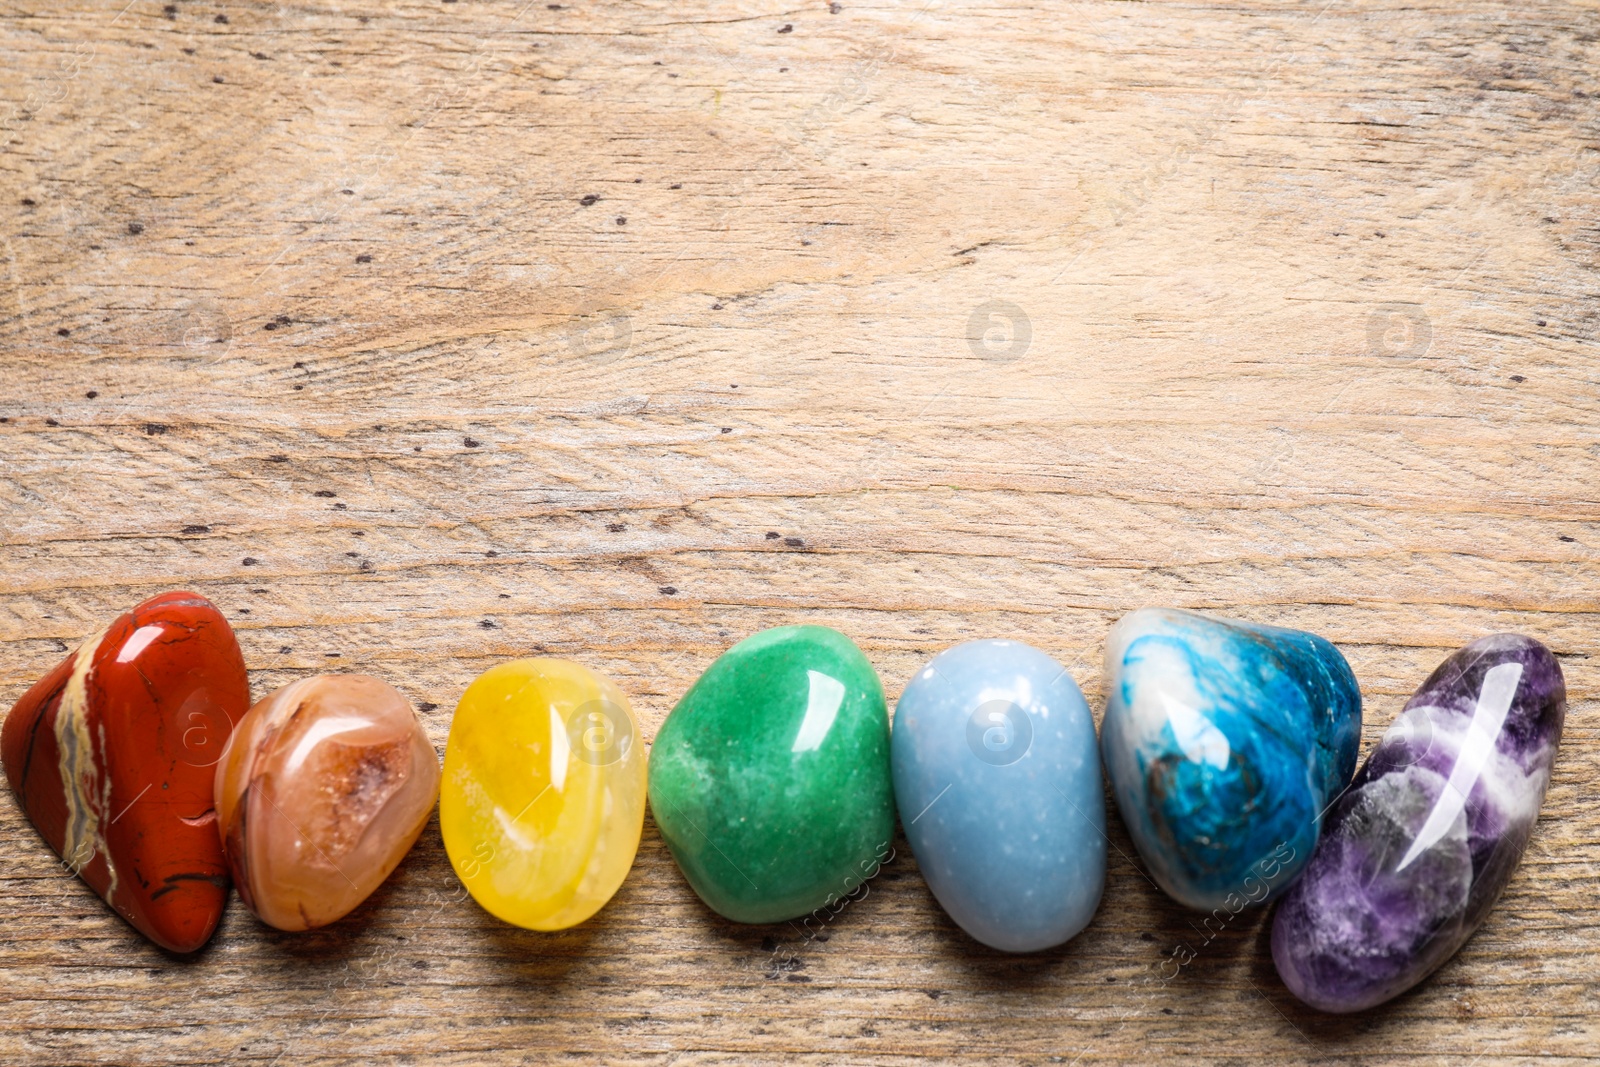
[0,593,1565,1014]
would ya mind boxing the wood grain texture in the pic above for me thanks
[1,0,1597,1063]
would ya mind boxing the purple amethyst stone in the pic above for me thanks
[1271,634,1565,1013]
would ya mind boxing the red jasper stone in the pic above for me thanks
[2,591,249,952]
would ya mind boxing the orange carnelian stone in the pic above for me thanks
[215,674,439,930]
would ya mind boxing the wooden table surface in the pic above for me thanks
[2,0,1597,1063]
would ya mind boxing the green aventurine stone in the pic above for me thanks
[648,625,896,924]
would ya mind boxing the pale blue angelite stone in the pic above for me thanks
[891,640,1105,953]
[1100,608,1362,913]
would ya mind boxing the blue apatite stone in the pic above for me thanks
[892,640,1105,952]
[1100,608,1361,911]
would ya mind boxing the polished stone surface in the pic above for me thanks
[1,591,249,952]
[1272,634,1566,1012]
[892,640,1105,952]
[441,658,645,930]
[1100,608,1362,911]
[216,674,440,931]
[648,625,895,924]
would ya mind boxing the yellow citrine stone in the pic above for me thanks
[440,658,645,930]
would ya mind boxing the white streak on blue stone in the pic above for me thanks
[1163,692,1231,771]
